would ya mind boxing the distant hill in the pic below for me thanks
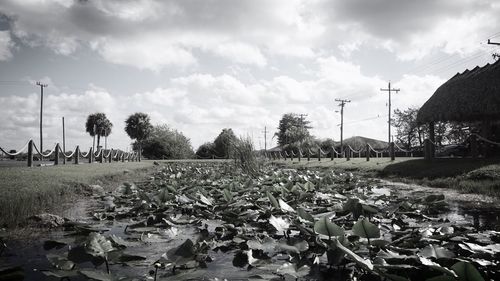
[340,136,388,150]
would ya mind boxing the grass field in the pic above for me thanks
[0,161,154,227]
[273,157,500,196]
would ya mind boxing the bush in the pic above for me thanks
[231,137,263,176]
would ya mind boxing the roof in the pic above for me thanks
[417,59,500,124]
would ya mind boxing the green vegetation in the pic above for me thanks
[0,162,154,227]
[140,124,194,159]
[274,157,500,196]
[85,112,113,148]
[5,161,496,280]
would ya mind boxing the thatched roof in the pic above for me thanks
[417,59,500,124]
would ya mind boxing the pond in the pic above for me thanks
[2,162,500,281]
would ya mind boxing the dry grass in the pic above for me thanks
[0,161,154,227]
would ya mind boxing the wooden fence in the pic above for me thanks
[0,139,139,167]
[264,141,420,162]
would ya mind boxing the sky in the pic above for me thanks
[0,0,499,152]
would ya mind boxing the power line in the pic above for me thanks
[341,114,388,126]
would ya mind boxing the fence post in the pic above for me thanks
[27,140,33,167]
[98,149,103,163]
[122,151,125,162]
[54,143,60,165]
[346,149,350,161]
[89,147,94,163]
[366,144,370,161]
[424,139,431,161]
[62,145,66,165]
[318,148,321,161]
[108,149,112,163]
[390,142,395,161]
[471,134,478,159]
[298,150,301,162]
[290,151,293,161]
[330,147,334,161]
[75,146,80,164]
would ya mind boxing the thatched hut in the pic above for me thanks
[417,59,500,158]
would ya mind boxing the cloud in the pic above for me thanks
[0,30,14,60]
[213,42,267,67]
[0,55,446,153]
[91,37,197,71]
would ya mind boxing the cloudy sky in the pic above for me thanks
[0,0,499,152]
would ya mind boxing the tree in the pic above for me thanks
[320,138,336,152]
[85,113,113,149]
[140,125,194,159]
[213,128,237,158]
[196,142,215,158]
[392,108,419,148]
[274,113,312,148]
[125,112,153,160]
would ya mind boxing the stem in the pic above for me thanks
[105,257,110,274]
[367,236,372,257]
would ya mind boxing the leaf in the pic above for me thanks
[379,272,410,281]
[47,254,75,271]
[79,270,116,281]
[85,233,114,258]
[197,192,213,206]
[333,238,373,271]
[297,207,314,223]
[277,263,310,278]
[278,198,295,213]
[266,191,280,209]
[352,218,380,239]
[362,204,379,214]
[269,215,290,233]
[314,216,344,238]
[278,239,309,254]
[419,257,458,277]
[222,188,233,202]
[426,275,456,281]
[420,244,455,259]
[165,239,196,265]
[451,261,485,281]
[0,266,24,281]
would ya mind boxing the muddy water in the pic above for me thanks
[2,178,500,280]
[379,180,500,231]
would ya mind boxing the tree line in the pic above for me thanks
[85,105,477,161]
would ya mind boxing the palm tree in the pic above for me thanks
[125,112,153,160]
[85,113,113,150]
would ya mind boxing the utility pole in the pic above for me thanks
[488,39,500,60]
[380,82,400,145]
[488,39,500,46]
[298,114,308,147]
[262,126,267,152]
[62,117,66,153]
[36,82,48,156]
[335,99,350,153]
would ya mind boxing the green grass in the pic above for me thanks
[0,161,155,227]
[273,157,500,196]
